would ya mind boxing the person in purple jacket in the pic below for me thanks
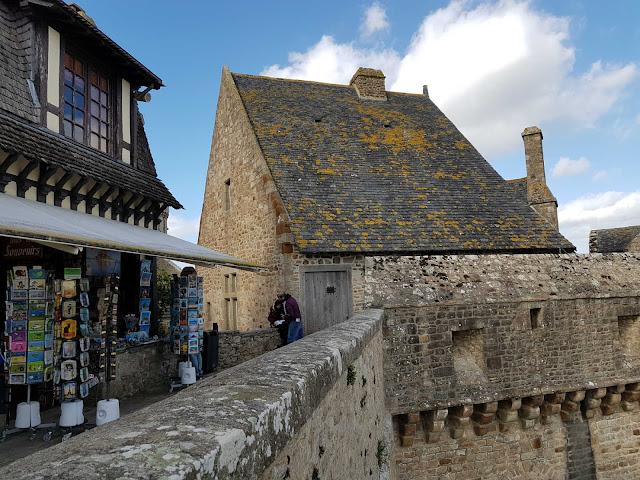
[278,292,303,343]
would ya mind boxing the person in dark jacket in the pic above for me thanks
[268,299,288,346]
[278,292,303,343]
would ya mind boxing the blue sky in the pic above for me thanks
[82,0,639,252]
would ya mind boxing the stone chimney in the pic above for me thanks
[521,126,558,229]
[350,68,386,101]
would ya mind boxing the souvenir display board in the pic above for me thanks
[52,271,103,401]
[97,274,119,386]
[170,273,204,355]
[3,266,54,385]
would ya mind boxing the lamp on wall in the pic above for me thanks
[134,87,152,103]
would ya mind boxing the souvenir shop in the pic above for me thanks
[0,238,161,432]
[0,195,258,438]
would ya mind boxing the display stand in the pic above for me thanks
[0,384,56,442]
[95,275,119,426]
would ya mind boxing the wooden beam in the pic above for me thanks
[69,177,89,210]
[37,164,58,202]
[0,153,20,192]
[120,194,139,222]
[134,198,151,225]
[16,160,39,198]
[84,181,103,214]
[53,171,74,206]
[98,186,116,217]
[109,190,126,220]
[144,201,160,228]
[153,203,167,230]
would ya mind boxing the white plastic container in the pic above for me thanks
[96,398,120,426]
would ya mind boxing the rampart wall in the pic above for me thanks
[0,310,387,480]
[365,253,640,479]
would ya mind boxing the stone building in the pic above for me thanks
[589,225,640,253]
[198,66,574,332]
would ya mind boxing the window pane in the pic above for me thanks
[64,69,73,87]
[100,122,107,137]
[64,86,73,104]
[74,59,83,76]
[73,126,83,142]
[100,142,107,153]
[100,106,107,121]
[74,76,84,93]
[74,109,83,124]
[91,116,99,132]
[63,120,72,137]
[90,70,98,86]
[74,91,84,110]
[90,85,99,100]
[100,91,107,106]
[91,133,99,149]
[100,77,108,91]
[65,54,73,70]
[64,103,72,120]
[91,100,99,117]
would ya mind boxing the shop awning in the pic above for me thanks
[0,194,263,271]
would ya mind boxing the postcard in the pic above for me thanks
[27,361,44,373]
[61,360,77,381]
[140,272,151,287]
[44,366,53,382]
[28,330,45,342]
[79,292,89,307]
[139,311,151,325]
[11,330,26,342]
[53,368,61,384]
[80,307,89,323]
[44,350,53,365]
[63,381,76,399]
[79,367,89,383]
[11,289,27,300]
[9,374,26,385]
[64,268,82,280]
[61,319,77,339]
[11,340,27,352]
[10,320,27,332]
[10,363,26,374]
[12,300,27,311]
[139,298,151,312]
[140,286,150,299]
[62,300,76,318]
[27,372,44,384]
[62,341,76,358]
[80,351,89,367]
[28,278,45,290]
[13,266,27,280]
[79,278,90,292]
[140,259,151,273]
[62,280,76,298]
[79,337,90,352]
[28,319,45,331]
[29,340,44,351]
[79,382,89,399]
[27,351,44,363]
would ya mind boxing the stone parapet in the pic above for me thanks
[0,310,384,480]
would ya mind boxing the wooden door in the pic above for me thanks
[300,266,353,335]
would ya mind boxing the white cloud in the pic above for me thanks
[592,170,608,181]
[552,156,590,177]
[167,209,201,244]
[261,35,400,85]
[261,0,637,157]
[361,3,390,39]
[558,191,640,252]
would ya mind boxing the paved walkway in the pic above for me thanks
[0,386,180,467]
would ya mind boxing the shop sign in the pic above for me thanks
[2,238,43,261]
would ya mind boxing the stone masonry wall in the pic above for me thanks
[0,310,386,479]
[365,253,640,413]
[366,253,640,478]
[217,328,281,369]
[198,66,283,332]
[260,314,389,480]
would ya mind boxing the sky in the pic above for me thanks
[81,0,639,253]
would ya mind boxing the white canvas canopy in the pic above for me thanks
[0,193,261,271]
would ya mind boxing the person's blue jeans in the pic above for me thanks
[287,321,303,344]
[189,353,203,377]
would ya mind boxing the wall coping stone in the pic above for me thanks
[0,310,384,480]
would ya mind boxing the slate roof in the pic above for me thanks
[0,1,39,123]
[505,178,527,204]
[0,0,179,209]
[0,112,181,208]
[232,72,575,254]
[589,226,640,253]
